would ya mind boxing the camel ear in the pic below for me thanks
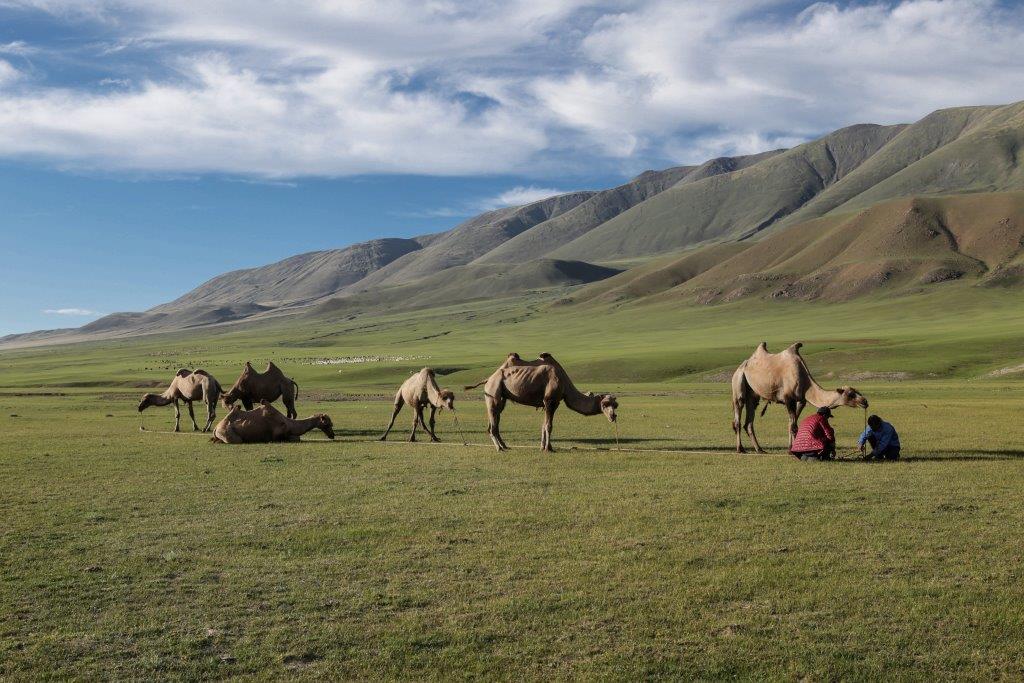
[260,399,270,406]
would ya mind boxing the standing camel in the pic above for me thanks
[222,361,300,418]
[379,368,456,442]
[731,342,868,453]
[468,353,618,452]
[210,400,334,443]
[138,369,222,432]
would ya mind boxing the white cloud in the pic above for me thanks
[480,185,564,209]
[0,1,1022,176]
[43,307,99,315]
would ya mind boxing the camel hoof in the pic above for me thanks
[378,436,387,442]
[431,438,441,443]
[737,447,746,454]
[756,448,767,454]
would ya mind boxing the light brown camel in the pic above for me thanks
[470,353,618,452]
[731,342,869,453]
[379,367,456,442]
[222,361,300,419]
[138,369,222,432]
[210,400,334,444]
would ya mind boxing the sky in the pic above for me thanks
[2,0,1024,336]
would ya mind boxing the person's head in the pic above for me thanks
[817,406,833,419]
[867,414,882,430]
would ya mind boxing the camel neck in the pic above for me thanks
[286,416,321,435]
[804,380,840,408]
[424,374,444,407]
[562,384,603,416]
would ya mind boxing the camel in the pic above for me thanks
[210,400,334,444]
[222,361,300,419]
[731,342,869,453]
[469,353,618,452]
[379,367,456,442]
[138,369,222,432]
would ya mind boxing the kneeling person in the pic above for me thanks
[859,414,900,460]
[790,407,836,461]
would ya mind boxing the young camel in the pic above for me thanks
[379,367,456,442]
[210,400,335,444]
[138,369,222,432]
[731,342,869,453]
[222,361,300,418]
[470,353,618,452]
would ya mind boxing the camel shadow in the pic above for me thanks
[569,437,678,445]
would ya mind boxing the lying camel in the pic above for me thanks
[138,369,222,432]
[731,342,869,453]
[380,367,456,442]
[222,361,300,418]
[471,353,618,452]
[210,400,334,444]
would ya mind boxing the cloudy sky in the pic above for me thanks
[2,0,1024,334]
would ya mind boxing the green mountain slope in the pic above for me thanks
[546,124,905,262]
[573,191,1024,305]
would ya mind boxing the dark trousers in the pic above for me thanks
[792,443,835,460]
[866,435,900,460]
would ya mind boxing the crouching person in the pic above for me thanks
[790,407,836,461]
[859,414,901,461]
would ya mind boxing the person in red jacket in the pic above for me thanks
[790,407,836,461]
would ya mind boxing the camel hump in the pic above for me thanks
[756,341,767,352]
[424,367,435,377]
[192,369,210,377]
[175,368,192,377]
[786,341,803,354]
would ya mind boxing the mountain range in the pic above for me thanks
[5,100,1024,347]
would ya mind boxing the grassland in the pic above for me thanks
[3,288,1024,679]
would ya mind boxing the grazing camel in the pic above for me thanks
[731,342,869,453]
[470,353,618,452]
[222,361,300,419]
[210,400,335,444]
[138,369,222,432]
[379,368,456,442]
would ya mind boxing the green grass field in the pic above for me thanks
[3,288,1024,679]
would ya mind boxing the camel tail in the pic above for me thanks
[760,402,769,417]
[464,380,487,391]
[292,379,299,401]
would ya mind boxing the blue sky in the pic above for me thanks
[2,0,1024,335]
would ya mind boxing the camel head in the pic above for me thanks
[599,394,619,422]
[137,393,157,412]
[835,386,869,409]
[438,389,456,411]
[221,389,241,408]
[315,414,335,440]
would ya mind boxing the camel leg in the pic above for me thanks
[173,399,181,432]
[733,396,746,453]
[186,401,199,431]
[541,401,558,452]
[786,400,800,448]
[242,397,254,411]
[409,405,422,442]
[203,400,216,433]
[380,394,404,441]
[426,406,440,442]
[283,386,297,420]
[486,394,507,452]
[745,396,766,453]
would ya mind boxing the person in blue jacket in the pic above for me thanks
[859,414,901,460]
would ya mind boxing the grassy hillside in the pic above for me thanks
[547,123,904,261]
[572,191,1024,305]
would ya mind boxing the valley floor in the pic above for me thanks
[2,386,1024,679]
